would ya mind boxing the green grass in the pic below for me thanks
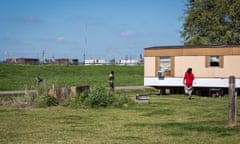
[0,95,240,144]
[0,64,143,90]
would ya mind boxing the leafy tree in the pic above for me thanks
[181,0,240,45]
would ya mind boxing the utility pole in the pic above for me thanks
[42,50,45,64]
[83,53,86,64]
[83,22,87,64]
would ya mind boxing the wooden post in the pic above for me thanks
[228,76,237,127]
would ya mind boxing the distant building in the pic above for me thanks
[84,59,109,65]
[5,57,143,65]
[6,58,39,64]
[114,59,140,65]
[84,58,142,65]
[55,58,78,65]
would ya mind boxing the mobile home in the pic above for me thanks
[144,45,240,96]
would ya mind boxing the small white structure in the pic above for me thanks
[84,59,109,65]
[114,59,141,65]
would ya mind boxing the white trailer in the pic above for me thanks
[144,45,240,96]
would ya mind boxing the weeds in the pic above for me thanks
[37,95,59,107]
[0,85,135,108]
[71,85,134,108]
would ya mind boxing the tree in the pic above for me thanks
[181,0,240,45]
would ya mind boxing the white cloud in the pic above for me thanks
[120,31,136,37]
[22,16,36,22]
[55,37,65,42]
[8,16,40,24]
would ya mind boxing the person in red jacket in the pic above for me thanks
[183,68,194,100]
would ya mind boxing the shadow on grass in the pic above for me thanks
[141,109,175,116]
[125,120,240,137]
[114,135,143,141]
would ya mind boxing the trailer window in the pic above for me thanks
[206,56,224,68]
[159,57,171,76]
[209,56,220,67]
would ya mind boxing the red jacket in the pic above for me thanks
[184,72,194,87]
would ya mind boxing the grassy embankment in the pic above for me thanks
[0,64,144,90]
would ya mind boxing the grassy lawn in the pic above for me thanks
[0,95,240,144]
[0,64,143,90]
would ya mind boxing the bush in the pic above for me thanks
[84,86,113,108]
[70,91,88,107]
[70,85,135,108]
[112,94,134,107]
[37,95,59,108]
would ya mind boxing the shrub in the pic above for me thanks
[84,86,113,108]
[70,85,135,108]
[112,94,134,107]
[37,95,59,108]
[70,91,88,107]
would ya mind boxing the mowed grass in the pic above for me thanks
[0,95,240,144]
[0,64,143,90]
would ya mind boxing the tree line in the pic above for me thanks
[181,0,240,45]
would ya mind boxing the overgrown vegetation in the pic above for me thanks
[0,85,135,108]
[37,95,59,107]
[70,85,134,108]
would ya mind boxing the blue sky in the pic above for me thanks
[0,0,186,61]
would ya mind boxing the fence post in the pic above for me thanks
[228,76,237,127]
